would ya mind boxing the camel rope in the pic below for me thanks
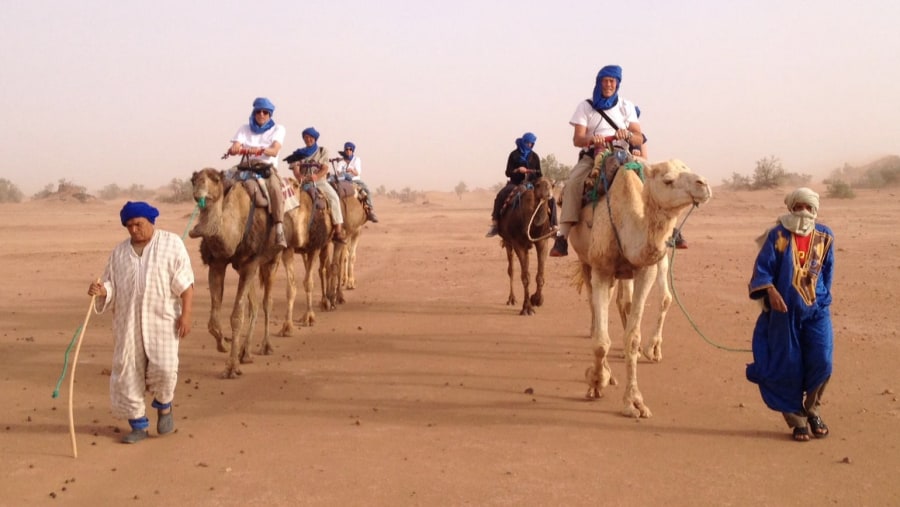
[667,206,752,353]
[526,199,556,242]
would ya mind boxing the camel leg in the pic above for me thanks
[225,265,257,378]
[239,282,259,365]
[515,246,534,316]
[585,268,615,398]
[321,243,339,311]
[207,261,229,353]
[256,259,279,356]
[333,241,347,305]
[615,279,634,330]
[278,248,298,337]
[530,238,548,308]
[621,266,655,418]
[345,233,360,290]
[505,245,517,306]
[643,256,671,362]
[302,251,319,325]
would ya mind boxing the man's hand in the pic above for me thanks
[767,287,788,313]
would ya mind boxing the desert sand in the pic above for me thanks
[1,184,899,506]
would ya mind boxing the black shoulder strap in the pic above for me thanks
[585,98,621,131]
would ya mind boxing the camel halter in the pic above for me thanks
[526,198,557,242]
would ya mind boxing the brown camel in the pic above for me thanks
[189,168,333,378]
[568,154,711,417]
[330,181,369,302]
[496,177,555,315]
[277,168,340,335]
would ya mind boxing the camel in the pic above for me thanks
[568,153,711,417]
[189,168,335,378]
[278,168,340,334]
[496,177,555,315]
[330,182,369,301]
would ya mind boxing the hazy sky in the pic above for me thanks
[2,0,898,195]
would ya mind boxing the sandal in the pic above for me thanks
[807,415,829,438]
[792,426,811,442]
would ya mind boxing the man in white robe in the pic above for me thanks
[88,201,194,443]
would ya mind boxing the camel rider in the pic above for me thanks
[228,97,288,248]
[551,65,642,257]
[486,132,556,237]
[335,141,379,223]
[284,127,347,243]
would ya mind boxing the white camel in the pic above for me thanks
[569,156,711,417]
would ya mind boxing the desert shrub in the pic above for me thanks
[158,178,194,203]
[0,178,24,203]
[375,185,386,196]
[825,179,855,198]
[98,183,124,200]
[722,172,752,191]
[751,156,786,189]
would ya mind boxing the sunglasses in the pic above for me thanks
[254,109,271,116]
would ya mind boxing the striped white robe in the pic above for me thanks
[95,229,194,420]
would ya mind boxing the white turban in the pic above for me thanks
[779,187,819,236]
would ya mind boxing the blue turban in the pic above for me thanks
[120,201,159,226]
[252,97,275,113]
[592,65,622,111]
[302,127,320,140]
[344,141,356,151]
[249,97,276,134]
[515,132,536,165]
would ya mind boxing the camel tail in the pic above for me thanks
[569,262,586,295]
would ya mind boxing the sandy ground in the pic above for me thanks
[2,184,899,506]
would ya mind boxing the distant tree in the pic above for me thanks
[32,183,55,200]
[0,178,24,203]
[375,184,386,196]
[541,153,571,183]
[751,156,786,189]
[125,184,154,200]
[454,181,467,199]
[159,178,194,203]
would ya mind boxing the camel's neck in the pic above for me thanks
[615,173,681,265]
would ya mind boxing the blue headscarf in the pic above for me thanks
[342,141,356,161]
[284,127,320,162]
[120,201,159,226]
[515,132,536,165]
[249,97,276,134]
[591,65,622,111]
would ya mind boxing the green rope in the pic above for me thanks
[52,202,202,398]
[181,202,201,240]
[51,325,83,398]
[667,208,752,353]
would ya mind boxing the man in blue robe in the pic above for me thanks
[746,187,835,442]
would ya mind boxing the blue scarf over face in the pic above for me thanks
[342,141,356,161]
[249,97,275,134]
[591,65,622,111]
[515,132,536,166]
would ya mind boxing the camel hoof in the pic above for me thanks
[239,352,254,364]
[259,343,275,356]
[221,368,242,379]
[623,402,652,419]
[278,324,294,337]
[506,296,517,306]
[642,346,662,363]
[609,376,618,386]
[519,306,535,316]
[585,387,602,399]
[529,293,543,307]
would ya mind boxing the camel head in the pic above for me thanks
[191,168,226,207]
[643,159,711,213]
[188,168,226,239]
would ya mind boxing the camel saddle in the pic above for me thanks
[498,181,543,218]
[581,148,640,208]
